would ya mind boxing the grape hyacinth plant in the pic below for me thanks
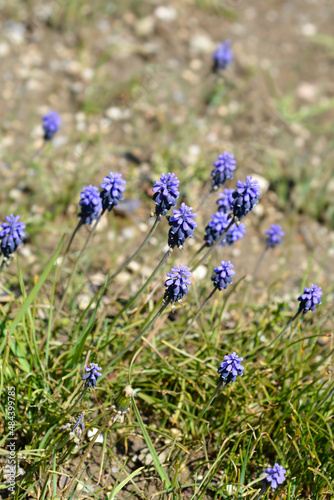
[177,260,236,347]
[212,40,233,73]
[0,215,26,268]
[211,260,236,290]
[256,463,287,499]
[263,283,323,351]
[265,224,285,248]
[203,213,245,249]
[78,185,102,226]
[204,212,230,247]
[106,201,196,331]
[164,265,192,305]
[199,352,244,419]
[218,352,244,384]
[211,152,236,191]
[298,284,323,314]
[104,173,180,290]
[100,172,126,212]
[265,463,287,489]
[42,110,62,140]
[168,203,197,250]
[221,222,246,247]
[82,363,102,388]
[107,265,193,366]
[231,176,261,220]
[254,223,285,277]
[217,188,234,213]
[152,173,180,217]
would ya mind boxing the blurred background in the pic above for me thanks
[0,0,333,292]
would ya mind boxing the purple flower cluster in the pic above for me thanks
[265,224,285,248]
[212,40,233,73]
[72,412,86,435]
[42,110,62,140]
[204,212,230,247]
[168,203,197,249]
[164,265,192,303]
[78,185,102,225]
[231,176,260,220]
[264,463,286,489]
[153,173,180,216]
[0,215,26,258]
[217,188,234,213]
[211,260,235,290]
[211,152,236,191]
[298,284,323,314]
[220,222,246,247]
[204,213,246,248]
[100,172,126,212]
[218,352,244,384]
[82,363,102,388]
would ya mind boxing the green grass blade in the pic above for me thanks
[132,396,172,491]
[7,236,64,372]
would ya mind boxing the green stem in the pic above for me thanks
[63,219,84,256]
[196,185,213,212]
[253,247,268,279]
[53,219,84,294]
[105,301,169,365]
[255,482,269,500]
[266,309,302,349]
[108,248,172,333]
[248,309,303,359]
[188,242,207,267]
[53,210,106,327]
[191,217,235,273]
[197,379,224,421]
[106,215,161,287]
[176,287,217,348]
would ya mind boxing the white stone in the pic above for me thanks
[192,265,207,280]
[87,428,104,443]
[296,82,317,102]
[251,174,270,193]
[106,107,131,121]
[190,34,215,54]
[301,23,317,36]
[154,6,177,22]
[0,42,10,56]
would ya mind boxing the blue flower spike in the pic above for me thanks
[211,152,236,191]
[265,224,285,248]
[82,363,102,389]
[211,260,236,290]
[78,185,102,225]
[231,176,260,220]
[42,110,62,141]
[265,463,287,490]
[217,352,244,384]
[100,172,126,212]
[212,40,233,73]
[217,188,234,213]
[0,214,26,259]
[298,284,322,314]
[152,173,180,217]
[221,222,246,247]
[164,265,192,308]
[168,203,197,250]
[204,212,230,247]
